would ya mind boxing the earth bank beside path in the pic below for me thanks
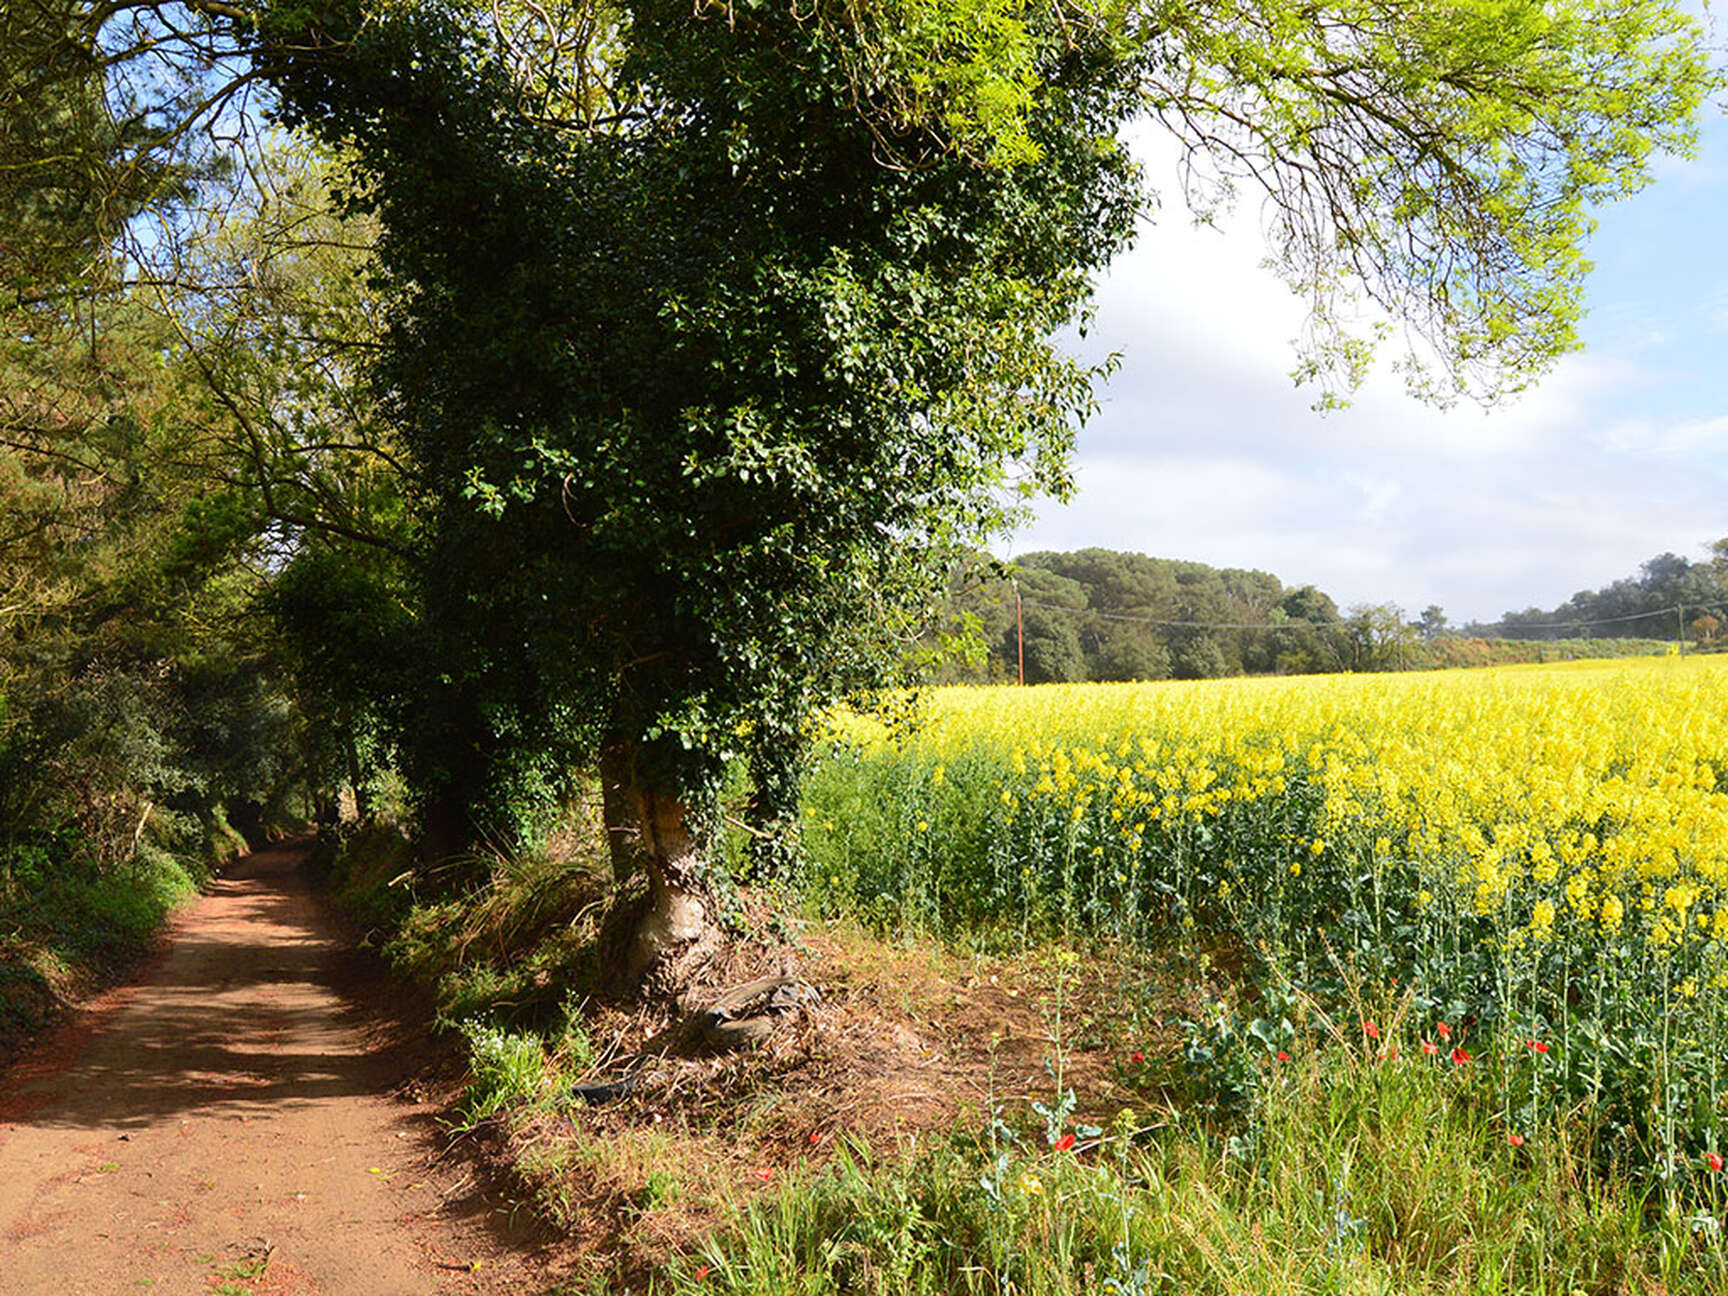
[0,845,565,1295]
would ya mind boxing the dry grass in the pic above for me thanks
[468,915,1231,1283]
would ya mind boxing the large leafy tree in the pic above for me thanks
[249,0,1144,984]
[240,0,1712,989]
[0,286,307,876]
[1,1,268,304]
[1,6,341,882]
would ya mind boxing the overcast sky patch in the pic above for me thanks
[1016,115,1728,626]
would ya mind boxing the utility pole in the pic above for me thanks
[1016,587,1025,685]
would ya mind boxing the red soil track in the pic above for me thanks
[0,846,566,1295]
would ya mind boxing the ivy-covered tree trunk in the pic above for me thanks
[597,739,647,883]
[338,705,373,821]
[625,778,723,993]
[601,739,724,995]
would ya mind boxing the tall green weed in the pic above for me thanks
[664,1041,1728,1295]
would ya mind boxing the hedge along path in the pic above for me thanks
[0,845,568,1295]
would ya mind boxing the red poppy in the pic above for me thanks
[1708,1152,1724,1173]
[1437,1022,1452,1041]
[1508,1133,1525,1147]
[1450,1046,1471,1065]
[694,1265,711,1281]
[1276,1050,1290,1062]
[1527,1039,1550,1054]
[1422,1040,1439,1056]
[1381,1044,1399,1062]
[809,1130,823,1145]
[1130,1051,1145,1064]
[1363,1020,1380,1040]
[754,1167,773,1182]
[1054,1133,1076,1152]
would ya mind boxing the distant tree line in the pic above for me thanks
[929,548,1681,685]
[931,549,1369,682]
[1468,541,1728,645]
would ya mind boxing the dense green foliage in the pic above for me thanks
[1480,541,1728,644]
[0,831,211,1042]
[944,549,1297,682]
[0,300,300,859]
[934,549,1673,683]
[1,3,182,298]
[247,0,1145,872]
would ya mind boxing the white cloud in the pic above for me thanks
[1593,414,1728,458]
[1023,144,1728,627]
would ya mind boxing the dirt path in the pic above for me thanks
[0,846,569,1296]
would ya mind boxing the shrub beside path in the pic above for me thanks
[0,845,565,1295]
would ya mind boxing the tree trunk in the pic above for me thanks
[597,739,647,882]
[626,783,720,989]
[340,706,372,820]
[420,785,471,865]
[601,742,723,996]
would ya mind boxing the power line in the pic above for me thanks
[1016,598,1725,639]
[1020,600,1317,632]
[1469,603,1721,634]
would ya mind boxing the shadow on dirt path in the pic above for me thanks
[0,846,574,1295]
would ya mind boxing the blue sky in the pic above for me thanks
[1018,102,1728,627]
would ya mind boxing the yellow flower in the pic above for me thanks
[1019,1171,1043,1195]
[1529,899,1556,941]
[1600,895,1625,932]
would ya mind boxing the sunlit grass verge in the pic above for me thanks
[663,1041,1728,1296]
[0,811,241,1041]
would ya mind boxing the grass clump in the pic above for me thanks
[457,999,599,1127]
[460,1020,557,1125]
[668,1038,1728,1296]
[316,818,617,1032]
[0,821,213,1041]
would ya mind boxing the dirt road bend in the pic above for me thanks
[0,846,564,1295]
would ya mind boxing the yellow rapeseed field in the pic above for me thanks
[804,655,1728,1164]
